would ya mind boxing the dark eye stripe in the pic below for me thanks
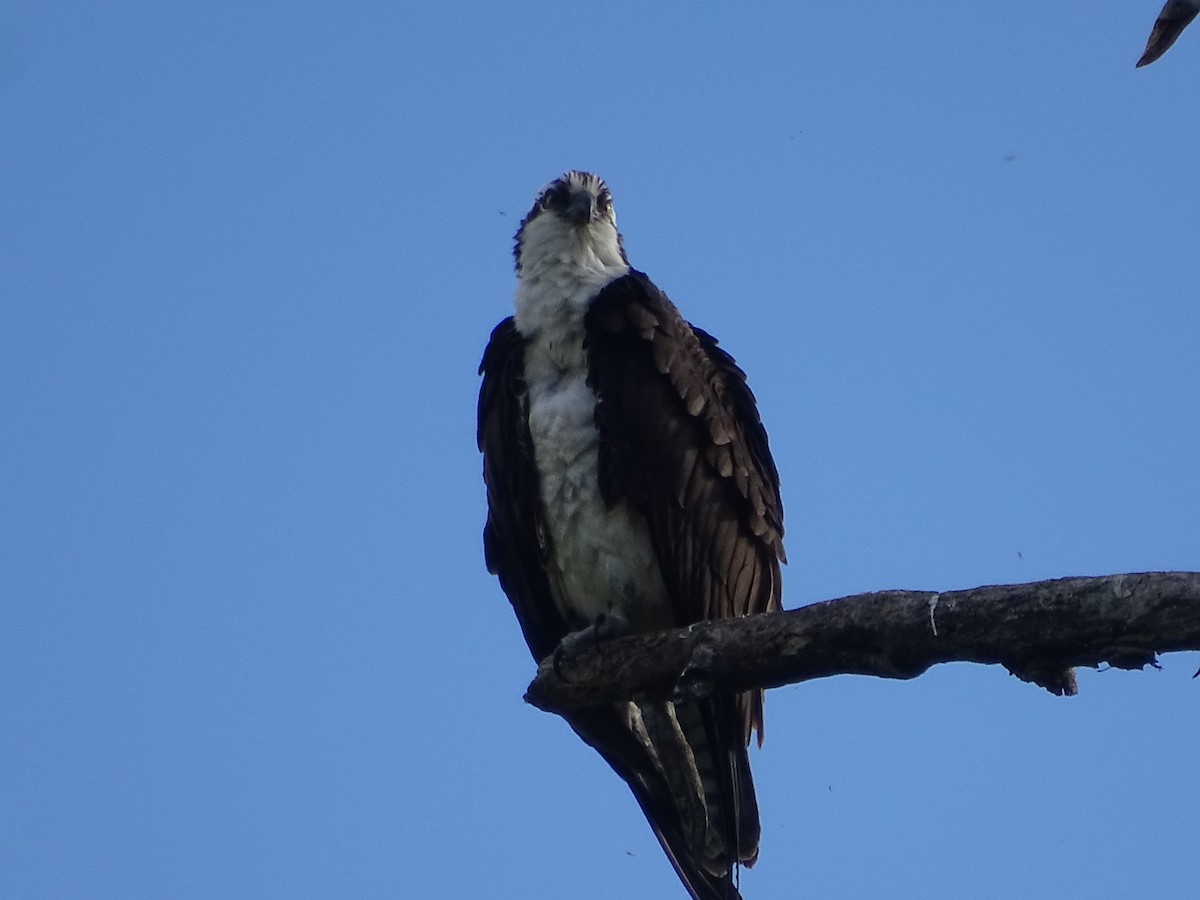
[540,182,571,209]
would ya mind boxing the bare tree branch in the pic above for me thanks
[525,572,1200,715]
[1137,0,1200,67]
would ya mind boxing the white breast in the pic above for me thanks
[515,256,671,632]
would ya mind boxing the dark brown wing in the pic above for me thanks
[1137,0,1200,66]
[478,317,565,661]
[478,317,745,900]
[585,270,785,744]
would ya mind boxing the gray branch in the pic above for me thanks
[525,572,1200,715]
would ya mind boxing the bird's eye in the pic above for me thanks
[596,191,612,214]
[542,183,569,209]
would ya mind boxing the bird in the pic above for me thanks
[478,171,785,899]
[1137,0,1199,66]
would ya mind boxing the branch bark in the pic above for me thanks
[525,572,1200,715]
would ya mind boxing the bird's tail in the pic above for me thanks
[567,702,756,900]
[671,696,761,873]
[627,694,760,887]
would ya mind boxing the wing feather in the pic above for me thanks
[586,269,785,771]
[477,318,565,661]
[585,271,785,644]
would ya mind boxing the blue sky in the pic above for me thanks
[2,2,1197,898]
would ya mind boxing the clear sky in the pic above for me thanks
[2,3,1197,898]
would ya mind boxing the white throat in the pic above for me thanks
[513,217,629,344]
[510,218,667,631]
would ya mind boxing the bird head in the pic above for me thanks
[513,171,628,276]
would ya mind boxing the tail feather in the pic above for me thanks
[681,696,761,871]
[635,695,761,878]
[566,703,753,900]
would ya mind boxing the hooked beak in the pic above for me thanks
[565,190,597,225]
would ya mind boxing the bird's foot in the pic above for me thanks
[552,611,630,680]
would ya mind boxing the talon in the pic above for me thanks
[552,644,572,682]
[551,611,631,680]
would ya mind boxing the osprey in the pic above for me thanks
[478,171,785,900]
